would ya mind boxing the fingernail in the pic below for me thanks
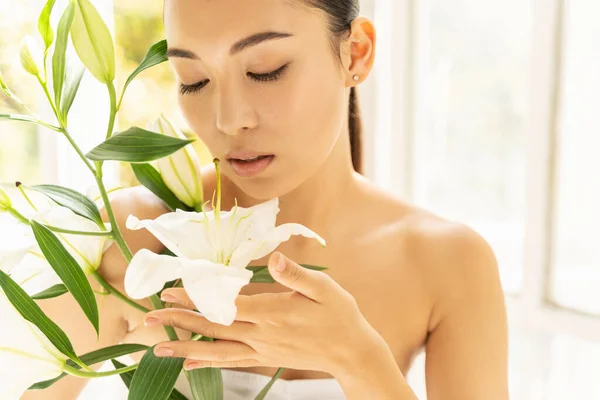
[144,317,161,327]
[185,362,201,370]
[161,294,177,302]
[155,347,174,356]
[276,253,286,271]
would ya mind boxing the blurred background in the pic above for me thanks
[0,0,599,399]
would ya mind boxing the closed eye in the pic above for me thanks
[179,63,290,96]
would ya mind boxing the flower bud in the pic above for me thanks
[19,35,43,77]
[0,186,11,212]
[70,0,115,83]
[149,115,204,210]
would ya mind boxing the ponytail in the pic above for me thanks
[348,86,362,174]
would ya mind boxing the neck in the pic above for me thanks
[226,129,361,234]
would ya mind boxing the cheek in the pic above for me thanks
[178,95,218,148]
[259,64,346,166]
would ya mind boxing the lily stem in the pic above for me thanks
[150,295,179,341]
[63,362,138,378]
[92,271,150,313]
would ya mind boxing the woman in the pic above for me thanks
[23,0,508,399]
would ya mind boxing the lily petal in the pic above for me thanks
[124,249,185,299]
[126,212,214,259]
[228,223,326,269]
[0,224,36,274]
[180,260,253,326]
[7,253,63,296]
[0,290,66,399]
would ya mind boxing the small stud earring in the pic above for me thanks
[353,74,360,82]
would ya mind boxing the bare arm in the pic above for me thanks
[423,224,509,400]
[21,187,169,399]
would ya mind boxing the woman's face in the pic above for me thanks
[163,0,349,200]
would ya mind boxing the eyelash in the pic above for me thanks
[179,63,290,96]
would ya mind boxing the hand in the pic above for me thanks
[143,251,386,376]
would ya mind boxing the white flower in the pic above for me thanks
[148,114,204,211]
[0,288,68,400]
[0,206,112,295]
[124,197,325,326]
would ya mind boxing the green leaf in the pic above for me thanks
[254,367,284,400]
[86,126,194,163]
[60,62,85,122]
[30,184,105,228]
[120,40,167,107]
[131,163,191,212]
[53,0,76,110]
[247,264,328,284]
[70,0,115,83]
[30,220,99,336]
[38,0,57,50]
[31,283,68,300]
[112,359,189,400]
[188,337,223,400]
[128,346,185,400]
[31,344,149,389]
[0,270,83,365]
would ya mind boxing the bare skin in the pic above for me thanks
[21,0,507,398]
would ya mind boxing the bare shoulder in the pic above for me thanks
[396,203,504,331]
[359,178,503,330]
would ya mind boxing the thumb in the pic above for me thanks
[268,251,328,302]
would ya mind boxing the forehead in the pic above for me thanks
[163,0,323,52]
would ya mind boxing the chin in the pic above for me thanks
[224,167,306,202]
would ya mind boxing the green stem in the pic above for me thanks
[6,207,110,237]
[60,127,97,174]
[92,271,150,313]
[36,74,61,127]
[7,207,29,224]
[43,225,113,236]
[150,295,179,341]
[105,81,117,140]
[63,362,138,378]
[35,119,62,132]
[254,368,285,400]
[95,173,132,261]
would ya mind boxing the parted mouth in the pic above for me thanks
[225,150,274,161]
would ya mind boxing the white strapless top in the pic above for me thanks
[173,369,346,400]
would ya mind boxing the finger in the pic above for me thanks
[267,252,330,302]
[145,308,254,341]
[184,358,260,370]
[160,288,196,310]
[154,339,257,361]
[161,288,263,324]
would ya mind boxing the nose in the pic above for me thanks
[215,82,258,136]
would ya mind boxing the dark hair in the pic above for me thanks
[297,0,363,174]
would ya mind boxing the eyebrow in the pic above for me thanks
[166,31,294,60]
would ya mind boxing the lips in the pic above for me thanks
[227,155,275,178]
[225,150,274,161]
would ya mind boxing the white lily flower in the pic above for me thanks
[124,195,326,326]
[1,206,112,295]
[0,288,68,400]
[148,114,204,211]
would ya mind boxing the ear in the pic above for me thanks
[342,16,376,86]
